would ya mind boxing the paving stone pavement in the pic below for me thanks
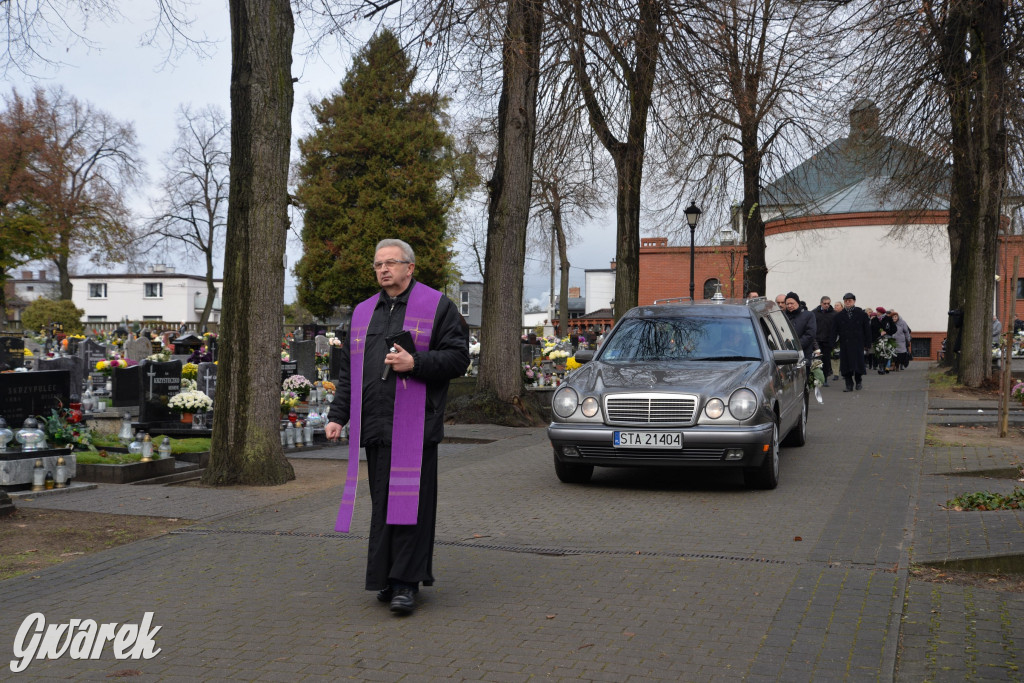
[2,363,1023,681]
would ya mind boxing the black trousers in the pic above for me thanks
[818,342,834,378]
[364,443,439,591]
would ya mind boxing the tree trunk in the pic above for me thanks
[555,211,570,338]
[612,152,642,317]
[203,0,295,485]
[200,248,216,329]
[53,232,72,300]
[477,0,543,403]
[741,126,766,297]
[943,0,1006,387]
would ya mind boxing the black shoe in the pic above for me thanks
[855,381,863,390]
[390,586,416,615]
[877,369,885,374]
[832,375,839,381]
[823,381,829,387]
[843,380,853,392]
[376,586,393,603]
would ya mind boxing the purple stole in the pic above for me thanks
[334,282,443,533]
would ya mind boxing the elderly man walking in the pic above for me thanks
[832,292,871,392]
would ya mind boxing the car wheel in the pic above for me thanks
[782,391,808,447]
[553,452,593,484]
[745,421,779,490]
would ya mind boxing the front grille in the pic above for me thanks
[605,393,698,425]
[575,444,724,461]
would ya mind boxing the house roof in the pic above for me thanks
[762,99,948,218]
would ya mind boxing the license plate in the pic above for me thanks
[613,431,682,449]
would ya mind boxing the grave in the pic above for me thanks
[1,447,78,489]
[124,337,153,363]
[37,357,85,398]
[281,360,298,385]
[0,335,25,370]
[0,370,71,427]
[77,339,108,393]
[24,340,43,369]
[315,335,330,355]
[197,362,217,403]
[292,340,316,383]
[139,360,182,426]
[172,332,204,358]
[329,346,345,382]
[111,364,143,408]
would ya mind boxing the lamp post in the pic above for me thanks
[685,202,702,300]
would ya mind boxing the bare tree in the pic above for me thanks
[203,0,295,486]
[857,0,1023,386]
[148,104,229,328]
[20,86,142,299]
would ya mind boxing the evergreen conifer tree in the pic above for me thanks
[295,30,471,317]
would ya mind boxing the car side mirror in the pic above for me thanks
[574,349,595,364]
[772,349,801,365]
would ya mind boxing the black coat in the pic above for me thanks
[786,308,817,361]
[328,279,470,445]
[832,306,871,376]
[813,305,835,345]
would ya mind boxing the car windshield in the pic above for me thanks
[599,316,761,362]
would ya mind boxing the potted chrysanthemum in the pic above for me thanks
[168,389,213,424]
[282,374,312,401]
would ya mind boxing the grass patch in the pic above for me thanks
[928,366,959,391]
[169,437,210,453]
[74,437,210,463]
[75,450,144,465]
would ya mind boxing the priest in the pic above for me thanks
[326,238,469,616]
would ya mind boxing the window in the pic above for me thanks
[142,316,163,321]
[87,315,108,322]
[460,290,469,316]
[1017,278,1024,299]
[144,282,163,298]
[88,283,107,299]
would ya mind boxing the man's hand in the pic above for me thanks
[385,343,415,374]
[325,421,344,441]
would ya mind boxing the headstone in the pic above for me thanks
[0,336,25,370]
[24,340,43,369]
[329,346,345,382]
[0,370,70,427]
[281,360,298,385]
[77,339,108,392]
[37,356,85,398]
[197,362,217,404]
[139,360,182,424]
[206,336,218,361]
[301,323,327,341]
[111,365,143,408]
[292,340,316,384]
[124,337,153,363]
[315,335,330,355]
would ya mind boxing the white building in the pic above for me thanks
[70,265,222,324]
[584,268,615,314]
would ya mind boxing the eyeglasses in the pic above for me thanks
[372,259,411,271]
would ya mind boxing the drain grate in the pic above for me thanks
[169,526,792,564]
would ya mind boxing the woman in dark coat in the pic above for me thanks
[832,293,871,392]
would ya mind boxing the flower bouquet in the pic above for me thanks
[1012,381,1024,405]
[181,377,198,392]
[95,358,128,374]
[807,357,825,404]
[168,389,213,415]
[182,362,199,381]
[280,391,300,415]
[874,337,897,361]
[147,350,172,363]
[283,374,312,400]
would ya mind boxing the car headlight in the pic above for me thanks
[705,398,725,419]
[552,387,579,418]
[728,388,758,420]
[580,396,600,417]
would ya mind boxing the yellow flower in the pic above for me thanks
[566,356,581,371]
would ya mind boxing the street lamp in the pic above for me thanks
[685,202,702,299]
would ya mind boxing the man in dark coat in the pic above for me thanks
[784,291,817,362]
[832,292,871,391]
[326,238,469,616]
[813,296,836,385]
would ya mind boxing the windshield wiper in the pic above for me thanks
[690,355,760,361]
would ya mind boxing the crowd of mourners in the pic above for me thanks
[769,291,913,393]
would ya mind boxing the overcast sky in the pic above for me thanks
[1,2,618,307]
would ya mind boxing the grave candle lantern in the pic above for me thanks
[0,417,12,452]
[54,456,68,487]
[140,434,153,462]
[16,417,46,452]
[158,437,172,460]
[32,459,45,490]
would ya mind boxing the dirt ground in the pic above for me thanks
[0,459,347,581]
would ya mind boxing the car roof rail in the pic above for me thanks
[652,296,693,304]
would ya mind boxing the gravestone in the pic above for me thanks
[205,336,218,361]
[171,332,204,358]
[124,337,153,364]
[315,335,330,355]
[0,370,70,427]
[329,346,344,382]
[77,339,108,393]
[37,357,85,398]
[197,362,217,404]
[292,340,316,384]
[281,360,298,385]
[24,340,43,369]
[111,365,143,408]
[139,360,182,424]
[0,336,25,370]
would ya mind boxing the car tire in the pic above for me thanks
[782,391,808,447]
[553,453,594,484]
[745,421,779,490]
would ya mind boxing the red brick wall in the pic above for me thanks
[639,245,747,304]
